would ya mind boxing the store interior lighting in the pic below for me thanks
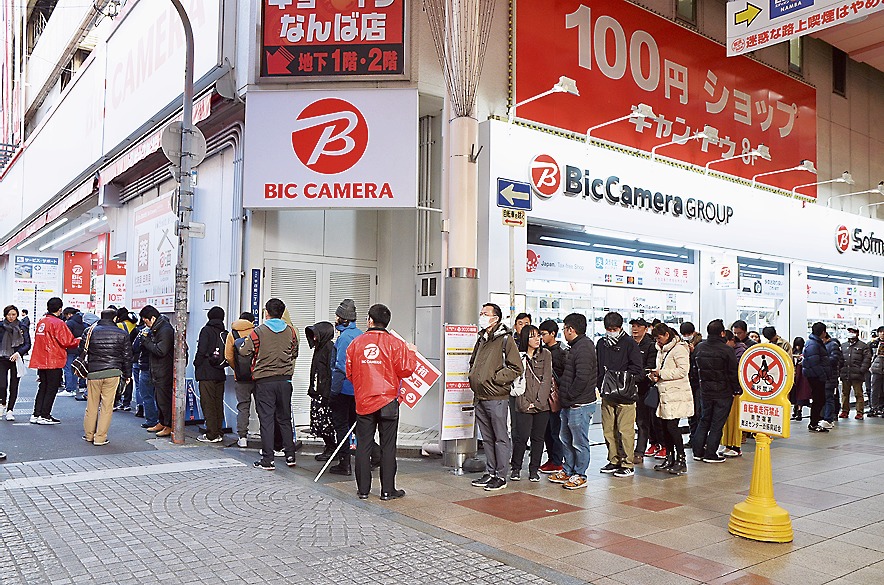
[38,216,105,252]
[650,125,719,160]
[858,201,884,217]
[16,217,69,250]
[585,103,657,139]
[791,171,854,198]
[751,159,816,187]
[826,181,884,207]
[703,144,770,174]
[507,76,580,123]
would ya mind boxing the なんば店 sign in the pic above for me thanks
[513,0,816,194]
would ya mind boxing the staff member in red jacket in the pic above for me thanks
[29,297,81,425]
[346,304,416,501]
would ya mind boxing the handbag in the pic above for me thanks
[548,375,561,413]
[72,326,94,379]
[600,369,638,404]
[644,384,659,409]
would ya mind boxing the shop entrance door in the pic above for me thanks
[264,261,376,425]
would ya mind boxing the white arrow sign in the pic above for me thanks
[500,184,530,206]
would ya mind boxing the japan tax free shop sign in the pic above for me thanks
[243,89,418,208]
[738,344,794,438]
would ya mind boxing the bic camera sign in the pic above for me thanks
[243,89,418,208]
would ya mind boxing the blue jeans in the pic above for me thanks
[132,363,141,407]
[544,410,563,466]
[559,403,596,478]
[138,369,158,427]
[691,396,733,458]
[63,353,78,394]
[823,384,839,422]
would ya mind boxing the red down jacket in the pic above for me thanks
[30,313,80,370]
[346,328,416,416]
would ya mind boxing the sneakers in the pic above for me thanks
[5,410,14,421]
[808,423,829,433]
[197,434,222,443]
[274,450,285,457]
[868,410,880,417]
[82,435,92,442]
[380,489,406,501]
[720,448,741,458]
[819,420,835,429]
[548,470,570,484]
[654,447,668,460]
[93,439,109,446]
[237,437,248,448]
[856,413,864,420]
[613,467,634,478]
[471,473,493,487]
[253,460,275,471]
[599,463,619,474]
[121,405,132,412]
[692,454,705,461]
[36,417,59,425]
[29,415,39,424]
[484,477,507,491]
[509,469,521,482]
[703,455,726,463]
[839,411,849,419]
[563,475,587,489]
[56,390,75,397]
[529,472,541,482]
[285,456,296,467]
[644,444,661,457]
[538,461,563,474]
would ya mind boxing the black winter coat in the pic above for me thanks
[824,339,843,390]
[66,313,87,356]
[306,322,336,401]
[80,319,133,378]
[132,324,150,369]
[546,341,567,380]
[596,332,643,389]
[840,339,871,381]
[0,319,30,357]
[141,316,174,389]
[802,334,830,380]
[193,319,228,382]
[693,336,741,398]
[559,334,598,408]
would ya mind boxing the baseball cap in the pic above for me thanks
[629,318,650,327]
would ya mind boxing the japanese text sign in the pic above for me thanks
[63,252,92,295]
[261,0,407,80]
[727,1,884,57]
[391,330,441,409]
[513,0,816,193]
[738,343,794,438]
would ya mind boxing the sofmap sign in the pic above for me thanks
[513,0,816,193]
[243,89,418,209]
[835,225,884,257]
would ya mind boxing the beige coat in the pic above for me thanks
[655,337,694,420]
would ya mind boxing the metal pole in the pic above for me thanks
[170,0,194,445]
[509,225,515,323]
[313,422,358,482]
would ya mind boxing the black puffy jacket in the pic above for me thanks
[193,319,228,382]
[141,316,174,389]
[66,313,87,356]
[596,331,643,388]
[306,322,336,401]
[81,319,133,378]
[559,334,598,408]
[546,341,567,380]
[693,335,741,398]
[840,339,871,382]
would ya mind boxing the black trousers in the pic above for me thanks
[662,417,684,457]
[511,410,551,474]
[687,383,702,440]
[808,377,827,426]
[355,399,399,496]
[691,396,732,458]
[155,380,173,427]
[199,380,226,440]
[331,393,357,459]
[255,379,296,464]
[636,383,664,452]
[34,369,63,418]
[0,358,20,409]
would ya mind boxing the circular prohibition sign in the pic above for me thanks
[738,343,795,400]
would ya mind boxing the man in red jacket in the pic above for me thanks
[346,304,416,501]
[29,297,81,424]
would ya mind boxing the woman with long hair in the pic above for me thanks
[510,324,553,482]
[0,305,31,421]
[648,323,693,475]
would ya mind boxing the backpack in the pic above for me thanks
[207,330,228,369]
[231,330,253,381]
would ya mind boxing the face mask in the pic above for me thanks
[478,315,493,330]
[848,334,857,340]
[606,331,619,340]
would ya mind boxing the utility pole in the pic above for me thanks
[170,0,194,445]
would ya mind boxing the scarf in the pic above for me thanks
[0,320,24,358]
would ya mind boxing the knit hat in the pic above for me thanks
[207,306,225,321]
[335,299,357,321]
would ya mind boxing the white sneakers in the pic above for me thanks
[237,437,248,448]
[56,390,76,397]
[5,410,14,421]
[819,420,835,429]
[196,434,223,443]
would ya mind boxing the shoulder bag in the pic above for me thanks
[644,348,673,409]
[72,326,95,379]
[600,369,638,405]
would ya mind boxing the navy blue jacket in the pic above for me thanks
[802,334,831,380]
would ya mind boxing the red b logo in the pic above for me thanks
[526,249,540,273]
[291,98,368,175]
[835,225,850,253]
[530,154,560,199]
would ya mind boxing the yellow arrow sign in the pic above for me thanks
[735,3,762,27]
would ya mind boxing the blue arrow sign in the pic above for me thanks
[497,178,532,211]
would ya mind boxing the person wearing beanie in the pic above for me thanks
[194,306,229,443]
[329,299,363,475]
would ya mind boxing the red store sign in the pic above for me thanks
[261,0,407,80]
[513,0,817,194]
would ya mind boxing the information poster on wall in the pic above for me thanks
[130,193,178,311]
[105,260,127,308]
[441,324,478,441]
[62,251,93,311]
[13,255,60,319]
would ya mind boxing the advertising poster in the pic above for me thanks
[131,193,178,311]
[13,255,61,319]
[261,0,407,79]
[62,251,93,311]
[390,331,441,409]
[441,325,478,441]
[105,260,127,309]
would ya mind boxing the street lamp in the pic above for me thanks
[651,125,719,161]
[704,144,770,174]
[858,201,884,217]
[791,171,854,198]
[585,103,657,140]
[507,76,579,124]
[826,181,884,207]
[751,159,815,187]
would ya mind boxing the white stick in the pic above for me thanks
[314,421,358,483]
